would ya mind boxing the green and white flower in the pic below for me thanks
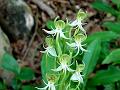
[70,62,84,83]
[40,37,57,57]
[40,46,57,57]
[70,10,87,34]
[36,75,56,90]
[52,54,74,74]
[43,19,68,39]
[67,34,87,57]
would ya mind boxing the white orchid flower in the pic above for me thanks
[43,19,68,39]
[40,46,57,57]
[52,54,74,74]
[67,34,87,57]
[70,62,84,83]
[35,81,55,90]
[70,72,83,83]
[70,10,87,34]
[40,37,57,57]
[35,75,56,90]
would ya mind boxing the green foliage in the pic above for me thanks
[103,22,120,33]
[22,85,36,90]
[88,66,120,86]
[102,49,120,64]
[46,20,55,29]
[85,31,119,44]
[92,0,119,16]
[18,67,35,81]
[41,54,56,81]
[1,53,20,74]
[0,82,6,90]
[83,39,101,78]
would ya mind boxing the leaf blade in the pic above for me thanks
[83,39,101,78]
[88,66,120,86]
[102,49,120,64]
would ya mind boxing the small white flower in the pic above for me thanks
[35,80,56,90]
[40,46,57,57]
[70,10,87,33]
[70,20,85,33]
[44,19,68,39]
[52,54,74,74]
[70,72,83,83]
[36,75,57,90]
[70,62,84,83]
[67,34,87,57]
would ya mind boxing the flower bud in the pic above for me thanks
[54,20,65,30]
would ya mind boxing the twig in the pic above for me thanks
[31,0,56,19]
[22,11,39,61]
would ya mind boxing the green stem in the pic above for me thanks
[59,73,66,90]
[56,33,62,56]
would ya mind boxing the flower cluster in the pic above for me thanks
[37,10,87,90]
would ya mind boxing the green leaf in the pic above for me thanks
[111,0,120,9]
[85,31,119,44]
[18,67,35,81]
[103,22,120,33]
[104,84,115,90]
[0,82,6,90]
[22,85,36,90]
[41,54,56,81]
[46,20,55,29]
[102,49,120,64]
[83,39,101,78]
[1,53,20,74]
[92,0,119,16]
[88,66,120,86]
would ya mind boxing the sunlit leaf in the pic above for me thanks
[83,39,101,78]
[41,54,56,81]
[88,66,120,86]
[102,49,120,64]
[1,53,20,74]
[85,31,119,44]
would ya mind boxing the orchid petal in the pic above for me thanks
[78,24,86,33]
[70,20,78,26]
[67,67,75,72]
[52,66,63,72]
[70,72,83,83]
[60,31,69,39]
[43,29,56,35]
[48,47,57,57]
[66,42,76,48]
[79,45,87,52]
[51,85,56,90]
[35,86,48,90]
[40,50,47,53]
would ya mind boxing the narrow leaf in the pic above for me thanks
[41,54,56,81]
[85,31,119,44]
[103,22,120,34]
[88,66,120,86]
[83,39,101,78]
[92,1,119,16]
[102,49,120,64]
